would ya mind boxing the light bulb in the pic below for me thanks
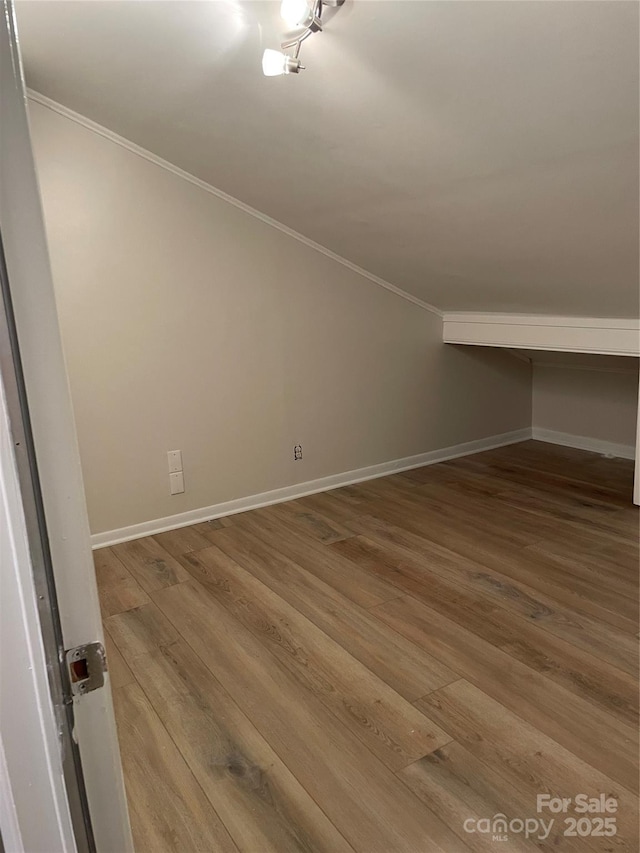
[262,48,288,76]
[280,0,310,28]
[262,48,303,76]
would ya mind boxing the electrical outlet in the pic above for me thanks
[294,444,303,461]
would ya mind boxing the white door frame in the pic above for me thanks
[0,344,81,852]
[0,357,79,853]
[634,375,640,506]
[0,2,133,849]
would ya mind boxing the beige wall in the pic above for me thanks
[533,359,639,447]
[29,101,531,535]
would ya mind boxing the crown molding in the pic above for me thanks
[27,89,442,319]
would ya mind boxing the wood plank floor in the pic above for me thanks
[96,441,639,852]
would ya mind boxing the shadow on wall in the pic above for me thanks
[432,344,531,446]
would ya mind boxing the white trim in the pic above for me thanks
[634,374,640,505]
[532,427,635,460]
[0,378,77,853]
[27,89,441,319]
[443,313,640,328]
[0,735,22,853]
[443,313,640,356]
[91,428,531,548]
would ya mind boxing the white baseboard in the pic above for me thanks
[532,427,635,460]
[91,427,532,549]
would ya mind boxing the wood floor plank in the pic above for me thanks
[152,526,213,557]
[489,485,639,544]
[401,463,505,496]
[327,483,372,506]
[526,538,639,588]
[111,536,190,594]
[93,547,150,617]
[372,595,638,793]
[347,511,638,638]
[455,452,634,509]
[457,438,612,473]
[129,640,355,853]
[333,527,639,674]
[152,580,470,853]
[104,629,135,689]
[332,535,638,727]
[384,466,638,568]
[478,479,637,548]
[385,484,543,549]
[266,501,356,544]
[340,473,421,503]
[411,458,638,542]
[508,440,635,490]
[451,442,633,497]
[190,519,226,540]
[294,490,366,524]
[398,742,541,853]
[208,524,458,701]
[344,512,639,625]
[112,682,239,853]
[106,601,179,660]
[588,454,636,491]
[411,679,638,850]
[232,506,402,608]
[177,545,451,770]
[409,479,637,560]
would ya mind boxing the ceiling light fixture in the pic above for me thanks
[262,0,345,77]
[280,0,315,28]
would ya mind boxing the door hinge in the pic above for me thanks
[65,642,107,696]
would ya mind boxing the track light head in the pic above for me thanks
[262,48,305,76]
[280,0,312,28]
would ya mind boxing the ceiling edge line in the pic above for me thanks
[26,89,443,319]
[533,362,638,375]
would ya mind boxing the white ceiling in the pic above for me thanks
[16,0,640,317]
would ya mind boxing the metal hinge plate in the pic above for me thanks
[65,642,107,696]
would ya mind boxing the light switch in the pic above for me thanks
[168,450,182,473]
[169,471,185,495]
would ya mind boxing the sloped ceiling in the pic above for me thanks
[16,0,640,317]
